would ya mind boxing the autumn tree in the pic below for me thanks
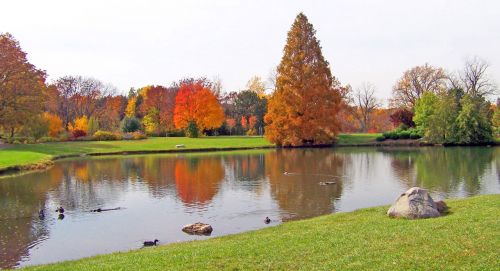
[390,108,415,128]
[246,75,266,98]
[391,63,448,108]
[95,95,127,131]
[53,75,116,128]
[139,85,177,133]
[43,112,63,137]
[173,82,224,136]
[68,115,88,137]
[265,13,341,146]
[0,33,47,137]
[234,90,267,132]
[353,83,380,132]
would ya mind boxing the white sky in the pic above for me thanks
[1,0,499,102]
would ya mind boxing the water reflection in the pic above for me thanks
[0,147,498,268]
[265,149,344,220]
[175,157,225,207]
[382,147,498,196]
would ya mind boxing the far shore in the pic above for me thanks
[0,134,498,177]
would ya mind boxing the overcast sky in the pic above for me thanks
[1,0,499,102]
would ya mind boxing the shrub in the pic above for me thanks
[382,127,421,140]
[72,129,87,138]
[22,115,49,140]
[166,130,185,137]
[43,113,63,137]
[131,131,147,140]
[122,117,141,133]
[186,121,199,138]
[59,131,71,141]
[399,130,411,139]
[375,135,385,141]
[87,116,100,136]
[93,130,120,141]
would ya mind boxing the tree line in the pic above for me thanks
[1,13,498,145]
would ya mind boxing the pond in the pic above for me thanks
[0,147,499,268]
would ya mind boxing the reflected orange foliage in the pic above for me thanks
[174,158,224,205]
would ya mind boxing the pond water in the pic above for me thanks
[0,147,499,268]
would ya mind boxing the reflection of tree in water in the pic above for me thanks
[139,155,177,198]
[223,153,266,195]
[174,157,225,207]
[51,159,131,211]
[265,149,344,221]
[0,170,58,269]
[385,147,496,195]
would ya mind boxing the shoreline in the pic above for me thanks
[1,138,498,177]
[19,195,500,270]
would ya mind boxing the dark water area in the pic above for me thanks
[0,147,498,268]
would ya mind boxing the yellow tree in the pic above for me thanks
[265,13,341,146]
[0,33,47,137]
[246,75,266,98]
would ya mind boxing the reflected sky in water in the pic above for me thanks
[0,147,498,268]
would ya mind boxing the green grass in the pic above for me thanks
[23,195,500,270]
[0,136,272,170]
[336,133,381,145]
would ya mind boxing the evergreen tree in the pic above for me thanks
[265,13,341,146]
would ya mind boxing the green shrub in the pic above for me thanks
[186,121,199,138]
[399,130,411,139]
[122,117,141,133]
[375,135,385,141]
[166,130,185,137]
[93,130,121,141]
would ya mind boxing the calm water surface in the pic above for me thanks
[0,147,498,268]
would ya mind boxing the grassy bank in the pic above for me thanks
[0,134,384,174]
[0,136,273,172]
[24,195,499,270]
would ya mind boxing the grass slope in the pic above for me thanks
[24,195,500,271]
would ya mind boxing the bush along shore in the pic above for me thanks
[21,194,500,271]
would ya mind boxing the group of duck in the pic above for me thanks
[38,206,274,248]
[143,216,273,247]
[38,206,65,220]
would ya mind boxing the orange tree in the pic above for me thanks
[0,33,47,137]
[265,13,341,146]
[173,82,224,137]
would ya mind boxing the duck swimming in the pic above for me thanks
[55,207,65,213]
[264,217,271,224]
[38,209,45,219]
[143,239,159,246]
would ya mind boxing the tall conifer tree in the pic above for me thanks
[265,13,341,146]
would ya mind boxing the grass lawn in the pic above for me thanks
[0,134,383,172]
[336,133,381,145]
[23,194,499,270]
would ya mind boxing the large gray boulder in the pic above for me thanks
[387,187,440,219]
